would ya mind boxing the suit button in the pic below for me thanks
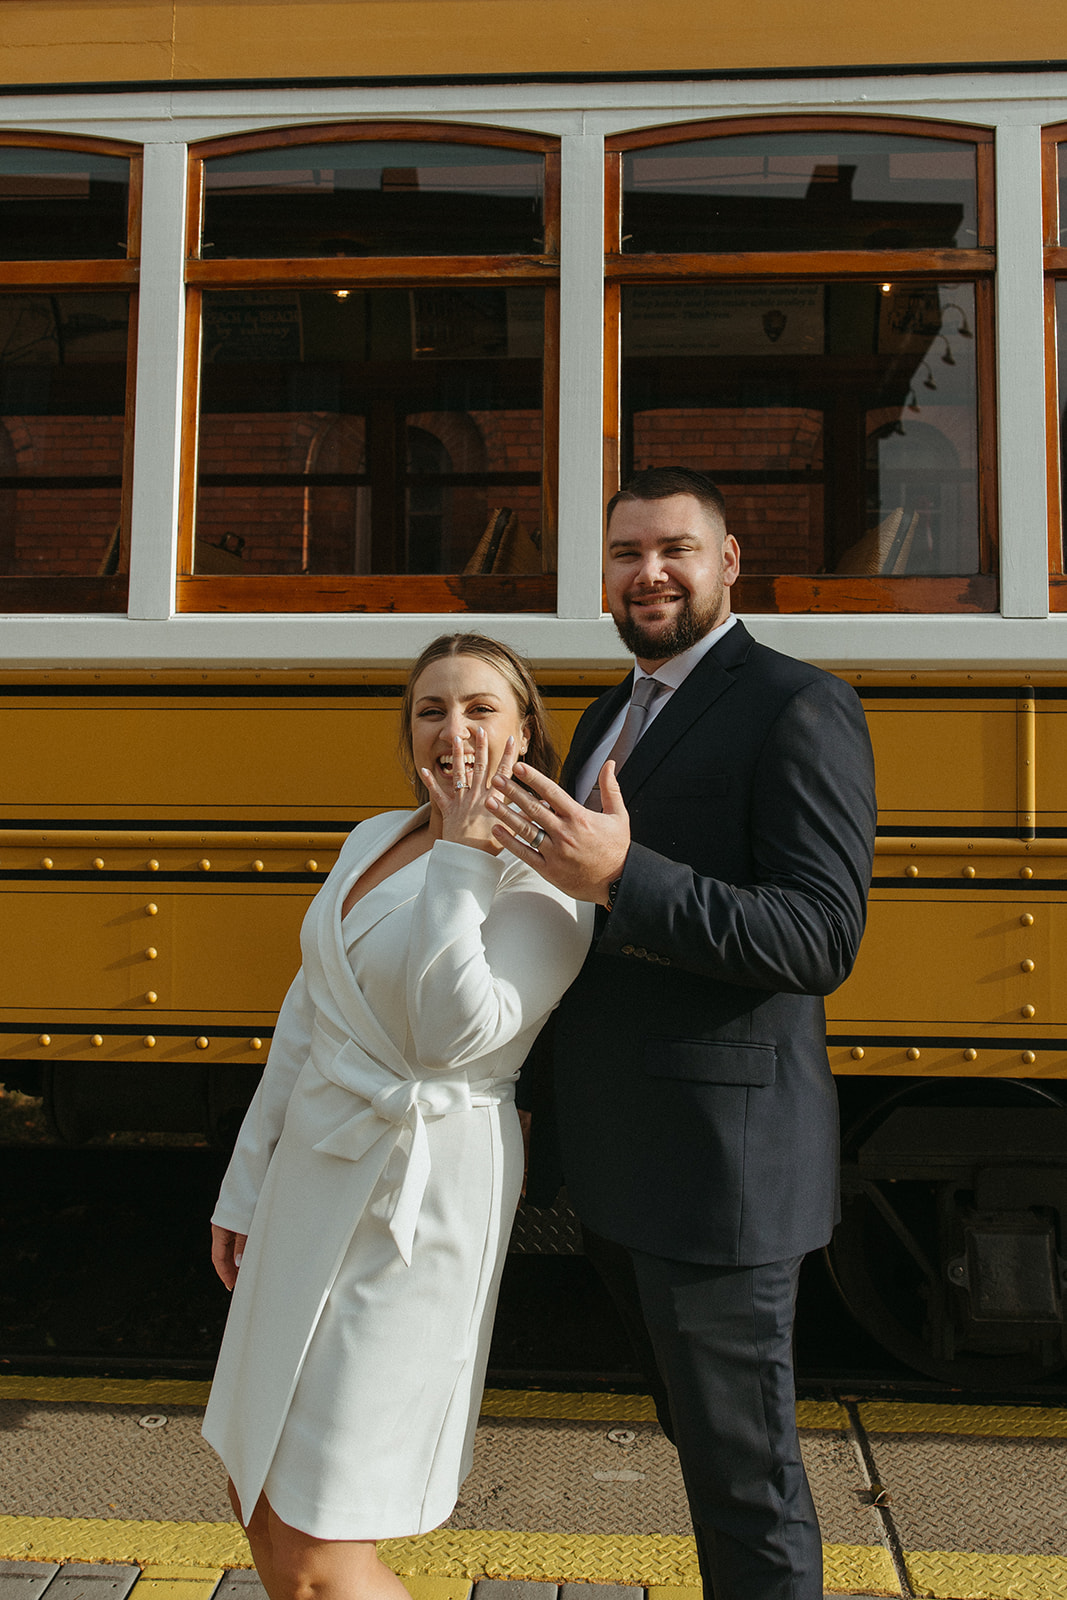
[635,947,647,958]
[622,944,635,956]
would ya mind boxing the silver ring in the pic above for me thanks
[530,824,546,850]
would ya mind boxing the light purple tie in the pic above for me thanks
[585,676,666,810]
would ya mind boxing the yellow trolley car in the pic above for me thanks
[3,0,1067,1387]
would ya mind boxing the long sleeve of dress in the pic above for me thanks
[211,968,316,1234]
[406,841,592,1072]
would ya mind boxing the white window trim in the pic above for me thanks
[3,72,1067,665]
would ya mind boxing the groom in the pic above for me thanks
[488,467,877,1600]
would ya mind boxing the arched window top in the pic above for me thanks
[0,135,137,261]
[1042,122,1067,245]
[611,116,990,254]
[193,123,555,259]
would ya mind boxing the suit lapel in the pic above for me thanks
[615,620,754,802]
[560,672,635,796]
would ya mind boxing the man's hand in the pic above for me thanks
[486,759,630,904]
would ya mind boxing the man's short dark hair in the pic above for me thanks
[606,467,728,529]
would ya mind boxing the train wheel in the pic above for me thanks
[826,1079,1067,1390]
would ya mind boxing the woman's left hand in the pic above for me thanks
[211,1223,247,1291]
[422,729,518,852]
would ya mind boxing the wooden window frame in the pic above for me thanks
[1042,123,1067,611]
[605,115,998,615]
[0,133,140,614]
[179,122,560,615]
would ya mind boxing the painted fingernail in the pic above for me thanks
[234,1252,243,1269]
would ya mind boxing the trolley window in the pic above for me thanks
[1043,127,1067,609]
[0,137,139,614]
[607,119,996,614]
[182,126,559,614]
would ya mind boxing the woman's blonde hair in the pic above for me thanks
[400,632,559,804]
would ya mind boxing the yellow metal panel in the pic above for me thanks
[2,700,411,823]
[830,1041,1067,1078]
[1,888,156,1012]
[829,895,1058,1025]
[0,3,174,82]
[1035,703,1067,828]
[4,0,1067,83]
[0,883,308,1019]
[168,887,306,1013]
[862,704,1018,830]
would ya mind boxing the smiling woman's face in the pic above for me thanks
[409,653,530,799]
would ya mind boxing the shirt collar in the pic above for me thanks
[634,613,738,692]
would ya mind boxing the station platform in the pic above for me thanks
[0,1377,1064,1600]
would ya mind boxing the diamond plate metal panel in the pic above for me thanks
[864,1433,1067,1555]
[0,1404,231,1523]
[508,1201,582,1256]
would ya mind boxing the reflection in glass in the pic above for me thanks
[202,142,544,257]
[194,287,545,575]
[1058,281,1067,564]
[0,293,129,577]
[0,148,130,260]
[623,132,977,252]
[621,281,978,578]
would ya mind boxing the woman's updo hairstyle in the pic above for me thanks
[400,632,559,805]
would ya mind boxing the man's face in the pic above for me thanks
[604,493,740,668]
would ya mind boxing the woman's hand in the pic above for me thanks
[422,729,520,853]
[211,1223,247,1291]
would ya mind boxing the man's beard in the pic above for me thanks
[611,580,725,662]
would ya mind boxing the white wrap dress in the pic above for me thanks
[202,807,592,1540]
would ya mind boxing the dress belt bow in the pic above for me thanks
[308,1026,511,1265]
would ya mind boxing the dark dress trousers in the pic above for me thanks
[536,619,877,1600]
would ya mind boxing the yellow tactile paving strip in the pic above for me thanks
[856,1401,1067,1438]
[0,1378,846,1430]
[0,1380,1065,1597]
[0,1517,892,1593]
[905,1551,1067,1600]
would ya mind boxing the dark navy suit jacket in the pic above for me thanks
[536,619,877,1266]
